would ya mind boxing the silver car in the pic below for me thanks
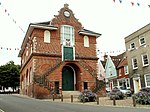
[113,86,132,97]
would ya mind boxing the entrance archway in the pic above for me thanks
[62,65,74,91]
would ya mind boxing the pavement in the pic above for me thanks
[14,94,150,109]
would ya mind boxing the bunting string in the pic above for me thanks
[113,0,150,8]
[0,1,25,33]
[0,47,20,51]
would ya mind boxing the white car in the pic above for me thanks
[113,86,132,96]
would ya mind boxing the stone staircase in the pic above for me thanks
[62,91,81,98]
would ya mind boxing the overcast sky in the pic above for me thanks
[0,0,150,65]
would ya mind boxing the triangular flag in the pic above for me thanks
[137,3,140,6]
[119,0,122,3]
[131,2,134,6]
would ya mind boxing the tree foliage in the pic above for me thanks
[0,61,20,90]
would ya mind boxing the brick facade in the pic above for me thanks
[19,4,105,98]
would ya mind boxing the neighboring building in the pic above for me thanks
[104,53,127,91]
[125,23,150,93]
[117,52,130,90]
[18,4,104,98]
[105,55,118,91]
[97,60,105,81]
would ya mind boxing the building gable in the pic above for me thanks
[51,4,83,30]
[105,55,117,79]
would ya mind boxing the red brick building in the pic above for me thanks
[18,4,104,98]
[117,52,130,90]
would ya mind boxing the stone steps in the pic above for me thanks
[62,91,81,98]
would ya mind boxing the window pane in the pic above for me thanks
[143,55,148,65]
[145,74,150,86]
[61,25,74,46]
[140,37,145,45]
[44,30,50,43]
[131,43,135,49]
[84,36,89,47]
[132,58,138,69]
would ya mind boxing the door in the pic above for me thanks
[54,81,59,94]
[84,82,88,90]
[62,66,74,91]
[63,47,73,60]
[133,78,141,93]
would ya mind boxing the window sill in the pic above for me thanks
[140,43,146,47]
[143,64,149,67]
[130,48,136,51]
[133,67,138,70]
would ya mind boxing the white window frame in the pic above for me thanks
[139,36,145,46]
[144,74,150,87]
[141,54,149,67]
[124,65,129,75]
[44,30,50,43]
[84,35,89,47]
[130,42,135,50]
[119,69,122,76]
[60,25,74,46]
[126,78,130,89]
[132,57,138,69]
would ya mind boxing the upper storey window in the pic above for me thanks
[60,25,74,46]
[141,54,149,67]
[132,57,138,69]
[124,65,129,75]
[44,30,50,43]
[84,36,89,47]
[139,36,145,46]
[130,42,135,50]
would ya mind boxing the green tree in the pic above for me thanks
[0,61,20,91]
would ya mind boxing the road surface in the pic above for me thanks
[0,94,149,112]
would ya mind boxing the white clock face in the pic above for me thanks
[64,11,70,17]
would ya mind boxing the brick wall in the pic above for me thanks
[19,4,104,97]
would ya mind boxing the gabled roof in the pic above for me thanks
[18,22,58,57]
[103,52,126,68]
[18,4,102,57]
[79,29,101,37]
[117,57,127,68]
[29,21,58,30]
[117,52,127,68]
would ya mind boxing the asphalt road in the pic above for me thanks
[0,94,150,112]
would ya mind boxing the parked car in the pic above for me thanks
[78,89,97,102]
[113,86,132,97]
[106,84,110,93]
[109,88,125,100]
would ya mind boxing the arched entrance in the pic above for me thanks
[62,65,75,91]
